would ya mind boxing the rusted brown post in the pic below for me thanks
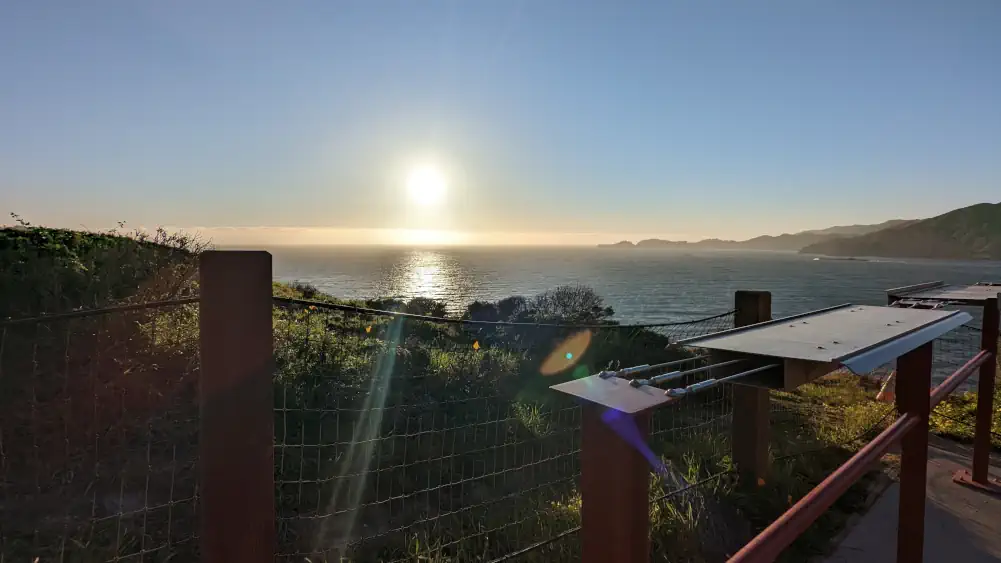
[972,297,999,484]
[895,342,932,563]
[200,251,275,563]
[580,407,650,563]
[732,290,771,483]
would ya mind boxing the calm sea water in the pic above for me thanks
[267,246,1001,323]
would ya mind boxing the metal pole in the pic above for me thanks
[665,364,779,398]
[896,342,932,563]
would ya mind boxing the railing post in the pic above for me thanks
[199,251,275,563]
[580,406,650,563]
[954,296,1001,492]
[732,290,771,484]
[895,342,932,563]
[973,297,999,484]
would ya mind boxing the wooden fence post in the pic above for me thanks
[580,407,651,563]
[896,342,932,563]
[199,251,275,563]
[732,290,771,484]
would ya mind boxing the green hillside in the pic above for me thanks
[0,220,201,319]
[800,203,1001,260]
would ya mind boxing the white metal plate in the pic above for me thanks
[894,284,1000,304]
[549,375,674,413]
[681,305,963,364]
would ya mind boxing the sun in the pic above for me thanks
[406,165,447,206]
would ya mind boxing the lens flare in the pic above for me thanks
[539,330,592,375]
[600,408,668,476]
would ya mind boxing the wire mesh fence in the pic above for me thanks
[929,322,1000,442]
[646,353,741,563]
[0,301,200,562]
[270,299,734,562]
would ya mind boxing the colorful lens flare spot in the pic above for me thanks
[473,340,480,351]
[539,330,592,375]
[600,408,667,476]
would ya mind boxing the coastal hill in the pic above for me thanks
[599,219,911,251]
[800,202,1001,260]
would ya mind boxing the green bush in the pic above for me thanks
[0,217,202,318]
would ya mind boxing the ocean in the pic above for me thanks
[268,246,1001,322]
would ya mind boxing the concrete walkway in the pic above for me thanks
[826,437,1001,562]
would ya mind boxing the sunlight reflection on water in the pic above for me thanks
[270,246,1001,388]
[271,246,1001,322]
[383,250,472,307]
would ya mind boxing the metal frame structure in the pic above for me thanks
[887,281,1001,493]
[550,300,983,563]
[887,280,1001,308]
[552,304,972,413]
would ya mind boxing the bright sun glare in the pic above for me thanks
[406,166,447,206]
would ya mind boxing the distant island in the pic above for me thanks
[599,219,912,252]
[600,202,1001,261]
[800,202,1001,260]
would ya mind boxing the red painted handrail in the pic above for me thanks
[728,413,920,563]
[929,350,993,408]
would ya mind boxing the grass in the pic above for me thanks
[929,354,1001,450]
[2,222,999,563]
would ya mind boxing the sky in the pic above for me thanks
[2,1,999,245]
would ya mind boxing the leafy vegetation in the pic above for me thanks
[0,214,204,319]
[929,354,1001,450]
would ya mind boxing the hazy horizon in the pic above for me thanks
[3,2,999,244]
[119,214,920,247]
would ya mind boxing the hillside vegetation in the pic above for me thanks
[0,216,201,319]
[801,202,1001,260]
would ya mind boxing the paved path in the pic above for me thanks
[826,437,1001,562]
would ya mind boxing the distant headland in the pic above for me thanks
[600,202,1001,261]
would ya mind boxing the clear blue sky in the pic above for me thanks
[2,1,999,244]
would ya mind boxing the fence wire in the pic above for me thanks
[0,301,200,563]
[271,300,734,562]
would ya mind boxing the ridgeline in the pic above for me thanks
[599,220,911,252]
[800,202,1001,260]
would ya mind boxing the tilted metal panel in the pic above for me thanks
[679,305,970,366]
